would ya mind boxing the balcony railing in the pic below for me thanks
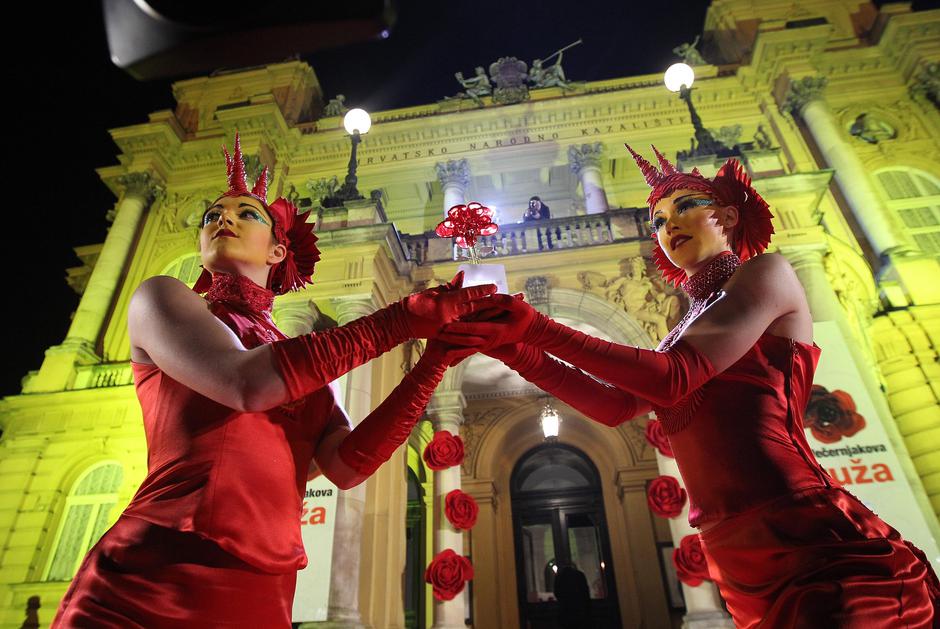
[400,207,651,265]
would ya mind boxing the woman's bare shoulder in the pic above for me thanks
[730,253,799,290]
[130,275,205,321]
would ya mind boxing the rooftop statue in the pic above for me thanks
[672,36,706,66]
[445,66,492,106]
[323,94,348,117]
[529,39,582,90]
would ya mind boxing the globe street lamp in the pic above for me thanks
[323,107,372,207]
[664,62,727,157]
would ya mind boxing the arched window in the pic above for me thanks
[43,462,123,581]
[874,168,940,255]
[161,253,204,286]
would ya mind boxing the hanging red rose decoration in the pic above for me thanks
[435,202,499,249]
[646,475,687,518]
[645,419,674,457]
[444,489,479,530]
[672,534,710,587]
[425,549,474,601]
[423,430,465,471]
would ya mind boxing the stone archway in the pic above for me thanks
[454,288,670,629]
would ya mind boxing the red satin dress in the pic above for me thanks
[655,260,939,627]
[53,274,335,628]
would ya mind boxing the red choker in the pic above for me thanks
[681,251,741,301]
[205,273,275,315]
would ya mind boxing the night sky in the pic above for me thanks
[4,0,932,398]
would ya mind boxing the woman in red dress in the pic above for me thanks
[441,146,939,627]
[52,134,491,628]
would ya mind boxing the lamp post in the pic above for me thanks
[539,399,561,440]
[664,62,729,158]
[322,107,372,207]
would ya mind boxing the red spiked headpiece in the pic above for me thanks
[626,144,774,287]
[194,131,320,296]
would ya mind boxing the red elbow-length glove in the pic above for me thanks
[487,343,642,426]
[441,295,715,408]
[272,276,494,403]
[336,341,467,476]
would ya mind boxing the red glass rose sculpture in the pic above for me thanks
[425,549,474,601]
[645,419,674,457]
[423,430,465,471]
[672,534,710,587]
[445,489,479,530]
[435,202,498,249]
[646,475,687,519]
[804,385,866,444]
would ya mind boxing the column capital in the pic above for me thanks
[435,159,471,191]
[428,388,466,429]
[330,295,377,325]
[567,142,605,176]
[114,171,164,204]
[779,76,828,117]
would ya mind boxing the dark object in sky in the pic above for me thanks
[103,0,397,80]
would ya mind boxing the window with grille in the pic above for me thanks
[161,253,203,286]
[875,169,940,255]
[43,463,123,581]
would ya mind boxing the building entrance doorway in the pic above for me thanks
[511,443,621,629]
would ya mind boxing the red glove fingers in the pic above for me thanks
[438,293,536,348]
[337,341,452,475]
[403,283,498,339]
[487,344,642,426]
[520,315,715,408]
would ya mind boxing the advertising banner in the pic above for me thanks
[810,321,939,570]
[291,473,340,622]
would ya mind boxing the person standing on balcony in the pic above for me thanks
[523,195,551,221]
[440,145,939,628]
[51,133,492,628]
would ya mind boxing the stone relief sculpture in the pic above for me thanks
[489,57,530,104]
[578,256,680,341]
[848,113,897,144]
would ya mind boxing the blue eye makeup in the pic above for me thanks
[650,197,714,230]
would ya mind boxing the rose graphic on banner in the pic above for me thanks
[672,534,710,587]
[804,384,867,443]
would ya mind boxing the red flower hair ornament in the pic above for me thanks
[193,131,321,296]
[625,144,774,287]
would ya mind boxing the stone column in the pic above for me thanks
[314,296,377,629]
[781,77,909,260]
[435,159,471,216]
[653,450,734,628]
[568,143,609,214]
[28,172,161,392]
[426,388,467,629]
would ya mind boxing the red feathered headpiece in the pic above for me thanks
[194,131,320,295]
[626,144,774,287]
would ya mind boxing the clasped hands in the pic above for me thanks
[404,271,538,367]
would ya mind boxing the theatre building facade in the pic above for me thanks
[1,1,939,627]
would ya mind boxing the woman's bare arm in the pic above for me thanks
[129,276,287,412]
